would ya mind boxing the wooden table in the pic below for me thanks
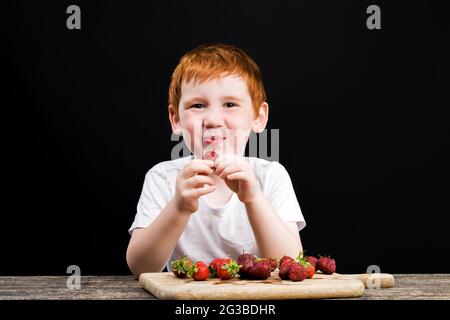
[0,274,449,300]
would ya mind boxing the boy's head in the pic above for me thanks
[168,43,269,160]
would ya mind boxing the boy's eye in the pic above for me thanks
[190,104,205,109]
[225,102,237,108]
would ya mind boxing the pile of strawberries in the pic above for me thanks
[278,253,336,282]
[236,254,277,280]
[171,252,336,282]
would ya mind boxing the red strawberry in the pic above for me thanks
[317,256,336,274]
[216,259,240,280]
[289,262,308,281]
[279,259,294,280]
[208,258,226,278]
[236,253,256,276]
[306,256,318,269]
[209,258,224,269]
[171,256,193,278]
[296,252,315,279]
[303,261,315,279]
[216,258,232,273]
[247,259,271,280]
[189,261,209,281]
[307,265,315,278]
[268,258,278,271]
[280,255,294,268]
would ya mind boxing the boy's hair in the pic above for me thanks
[168,43,266,115]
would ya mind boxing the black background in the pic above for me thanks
[3,0,449,275]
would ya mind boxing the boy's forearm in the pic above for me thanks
[126,199,190,277]
[245,193,302,259]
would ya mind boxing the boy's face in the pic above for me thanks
[169,74,268,160]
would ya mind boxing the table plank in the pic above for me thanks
[353,274,450,300]
[0,274,449,300]
[0,276,154,300]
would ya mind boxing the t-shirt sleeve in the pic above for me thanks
[265,161,306,231]
[128,170,172,235]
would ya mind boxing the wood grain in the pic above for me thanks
[0,276,151,300]
[139,272,366,300]
[356,274,450,300]
[1,274,449,300]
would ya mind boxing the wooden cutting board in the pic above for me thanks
[139,271,394,300]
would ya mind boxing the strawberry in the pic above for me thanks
[296,252,315,279]
[279,259,294,280]
[237,253,256,273]
[247,258,271,280]
[171,256,193,278]
[237,253,256,278]
[306,256,318,269]
[305,264,315,279]
[208,258,226,278]
[317,256,336,274]
[268,257,278,271]
[300,260,315,279]
[216,259,240,280]
[280,255,294,268]
[189,261,209,281]
[289,261,308,281]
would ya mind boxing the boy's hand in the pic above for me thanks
[214,154,262,204]
[175,159,216,214]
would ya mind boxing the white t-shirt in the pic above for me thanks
[129,156,306,271]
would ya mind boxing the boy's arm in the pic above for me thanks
[126,159,216,278]
[245,193,303,259]
[126,198,191,277]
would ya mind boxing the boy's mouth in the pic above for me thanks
[203,136,226,145]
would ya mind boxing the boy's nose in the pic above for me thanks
[203,108,224,128]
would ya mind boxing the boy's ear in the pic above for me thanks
[168,104,183,136]
[252,102,269,133]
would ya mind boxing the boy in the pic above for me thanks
[126,44,305,277]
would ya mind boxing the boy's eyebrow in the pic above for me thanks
[222,95,244,102]
[182,96,208,106]
[182,95,244,106]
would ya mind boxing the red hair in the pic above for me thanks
[168,43,266,114]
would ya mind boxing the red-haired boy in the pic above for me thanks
[127,44,305,277]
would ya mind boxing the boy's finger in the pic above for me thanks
[218,164,242,179]
[214,154,244,174]
[214,155,224,168]
[182,162,214,178]
[226,171,249,182]
[185,175,216,188]
[214,155,232,176]
[214,158,236,176]
[215,163,234,177]
[185,185,216,199]
[192,159,215,167]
